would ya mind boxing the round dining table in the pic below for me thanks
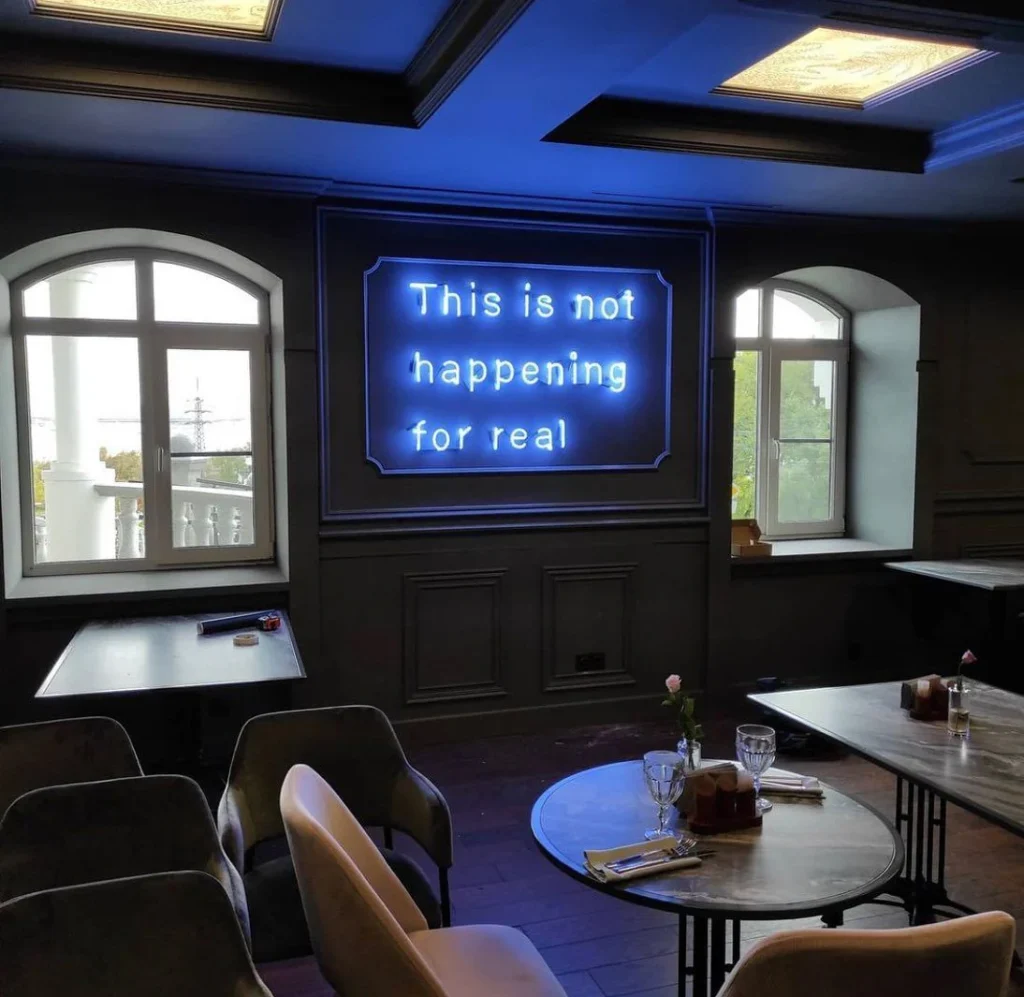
[530,760,905,997]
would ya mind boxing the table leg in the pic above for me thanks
[678,915,687,997]
[692,916,708,997]
[710,919,727,994]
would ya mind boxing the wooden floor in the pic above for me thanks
[258,713,1024,997]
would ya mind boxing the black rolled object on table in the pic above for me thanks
[197,613,276,636]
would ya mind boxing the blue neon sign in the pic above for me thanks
[364,257,672,474]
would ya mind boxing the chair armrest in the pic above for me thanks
[389,766,454,870]
[217,789,248,875]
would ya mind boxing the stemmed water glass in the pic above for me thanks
[642,750,686,841]
[736,724,776,814]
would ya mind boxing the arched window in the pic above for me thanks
[11,249,273,574]
[732,280,849,539]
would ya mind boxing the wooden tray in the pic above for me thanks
[686,813,763,835]
[908,707,946,722]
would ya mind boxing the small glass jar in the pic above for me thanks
[948,682,970,738]
[677,737,702,771]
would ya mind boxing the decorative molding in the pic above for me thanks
[934,490,1024,516]
[928,101,1024,172]
[406,0,535,125]
[0,34,413,125]
[542,563,637,693]
[962,449,1024,467]
[544,97,930,174]
[0,1,537,126]
[962,542,1024,559]
[402,568,506,705]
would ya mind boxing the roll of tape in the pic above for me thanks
[233,632,259,647]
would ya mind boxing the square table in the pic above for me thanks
[751,679,1024,924]
[37,610,305,768]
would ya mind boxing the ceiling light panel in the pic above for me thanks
[30,0,281,39]
[715,27,985,109]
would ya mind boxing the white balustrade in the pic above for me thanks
[92,481,253,557]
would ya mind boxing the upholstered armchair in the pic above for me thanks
[0,871,271,997]
[0,716,141,817]
[0,774,249,944]
[716,912,1015,997]
[218,705,453,961]
[280,763,566,997]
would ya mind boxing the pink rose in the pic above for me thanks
[665,674,682,694]
[961,650,977,665]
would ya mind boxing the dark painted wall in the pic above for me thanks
[0,164,1020,748]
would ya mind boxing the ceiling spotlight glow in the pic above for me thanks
[715,27,986,109]
[30,0,281,39]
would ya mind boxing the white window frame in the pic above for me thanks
[738,279,849,540]
[11,248,274,576]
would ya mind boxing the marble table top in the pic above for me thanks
[885,559,1024,591]
[751,681,1024,838]
[531,760,902,919]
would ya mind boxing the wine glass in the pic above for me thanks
[736,724,776,814]
[642,750,686,841]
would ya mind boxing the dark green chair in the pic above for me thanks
[217,705,453,961]
[0,774,249,945]
[0,716,141,818]
[0,871,271,997]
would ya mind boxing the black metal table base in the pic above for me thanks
[679,915,741,997]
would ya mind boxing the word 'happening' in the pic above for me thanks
[412,352,627,393]
[408,281,636,320]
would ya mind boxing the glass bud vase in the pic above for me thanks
[677,737,702,771]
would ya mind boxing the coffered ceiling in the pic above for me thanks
[0,0,1022,218]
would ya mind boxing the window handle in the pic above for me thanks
[155,446,165,474]
[771,439,780,460]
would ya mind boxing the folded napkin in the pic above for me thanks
[583,840,702,883]
[759,772,824,798]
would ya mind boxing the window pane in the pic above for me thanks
[732,350,759,519]
[171,456,254,549]
[154,262,258,324]
[778,442,832,523]
[22,261,136,320]
[772,288,840,340]
[779,360,834,440]
[734,288,760,339]
[167,349,252,454]
[25,335,144,564]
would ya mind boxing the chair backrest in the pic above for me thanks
[0,716,141,817]
[0,871,271,997]
[280,763,446,997]
[0,774,249,941]
[220,705,414,861]
[717,912,1015,997]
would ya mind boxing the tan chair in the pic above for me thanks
[0,870,271,997]
[280,763,566,997]
[218,705,452,960]
[0,716,141,818]
[716,911,1015,997]
[0,774,249,944]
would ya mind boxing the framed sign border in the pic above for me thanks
[362,255,673,476]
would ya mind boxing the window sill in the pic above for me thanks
[5,564,288,605]
[731,538,911,575]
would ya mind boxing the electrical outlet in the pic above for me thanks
[575,652,606,673]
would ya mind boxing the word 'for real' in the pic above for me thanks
[408,281,636,320]
[412,420,567,453]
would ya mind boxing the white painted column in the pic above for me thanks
[41,271,116,562]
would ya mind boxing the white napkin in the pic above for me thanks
[583,840,703,883]
[759,772,824,797]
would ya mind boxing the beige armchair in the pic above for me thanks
[717,911,1015,997]
[280,763,567,997]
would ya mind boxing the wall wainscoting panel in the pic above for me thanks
[402,568,507,705]
[542,563,637,692]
